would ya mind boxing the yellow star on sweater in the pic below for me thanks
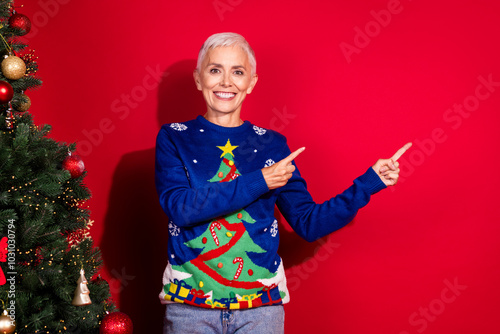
[217,139,238,158]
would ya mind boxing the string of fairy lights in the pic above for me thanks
[0,2,132,332]
[0,76,107,334]
[6,179,87,213]
[18,311,104,333]
[8,248,105,333]
[3,144,104,332]
[19,249,98,268]
[14,243,105,333]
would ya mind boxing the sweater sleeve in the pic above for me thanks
[155,127,269,228]
[276,146,387,242]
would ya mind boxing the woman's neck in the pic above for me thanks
[203,112,243,127]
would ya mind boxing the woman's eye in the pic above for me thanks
[210,68,220,74]
[234,70,244,75]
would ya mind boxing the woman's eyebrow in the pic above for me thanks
[206,63,246,70]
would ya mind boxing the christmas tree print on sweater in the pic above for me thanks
[163,139,284,309]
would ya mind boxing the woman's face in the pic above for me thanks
[194,45,258,117]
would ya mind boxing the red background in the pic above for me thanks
[20,0,500,332]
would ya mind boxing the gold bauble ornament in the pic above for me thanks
[0,309,15,334]
[13,93,31,112]
[1,55,26,80]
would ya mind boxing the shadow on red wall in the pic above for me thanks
[100,59,327,332]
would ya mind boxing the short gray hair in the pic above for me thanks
[196,32,257,75]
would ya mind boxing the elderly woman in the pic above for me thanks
[156,32,411,333]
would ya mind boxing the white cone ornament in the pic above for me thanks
[72,268,92,306]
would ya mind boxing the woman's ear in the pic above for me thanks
[246,73,258,94]
[193,69,202,91]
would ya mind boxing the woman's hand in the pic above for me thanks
[262,147,305,190]
[372,142,412,186]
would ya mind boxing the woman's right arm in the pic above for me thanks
[155,128,269,228]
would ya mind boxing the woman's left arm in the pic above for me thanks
[276,143,411,242]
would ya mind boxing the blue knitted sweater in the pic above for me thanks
[156,115,386,309]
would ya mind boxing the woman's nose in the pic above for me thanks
[220,73,232,87]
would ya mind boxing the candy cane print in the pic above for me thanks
[233,257,244,279]
[210,221,221,246]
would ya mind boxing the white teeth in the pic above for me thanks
[215,92,236,98]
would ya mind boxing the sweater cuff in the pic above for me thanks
[356,167,387,195]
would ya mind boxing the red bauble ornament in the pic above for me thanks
[100,312,133,334]
[8,13,31,36]
[62,154,85,178]
[0,81,14,104]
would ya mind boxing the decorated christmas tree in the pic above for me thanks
[164,140,283,309]
[0,2,131,333]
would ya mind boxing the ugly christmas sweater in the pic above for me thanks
[155,115,386,309]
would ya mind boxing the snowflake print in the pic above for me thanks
[170,123,188,131]
[253,125,266,135]
[264,159,275,167]
[169,221,181,237]
[270,219,278,237]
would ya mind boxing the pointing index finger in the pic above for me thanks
[391,142,412,161]
[284,147,306,164]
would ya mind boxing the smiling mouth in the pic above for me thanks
[214,91,236,99]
